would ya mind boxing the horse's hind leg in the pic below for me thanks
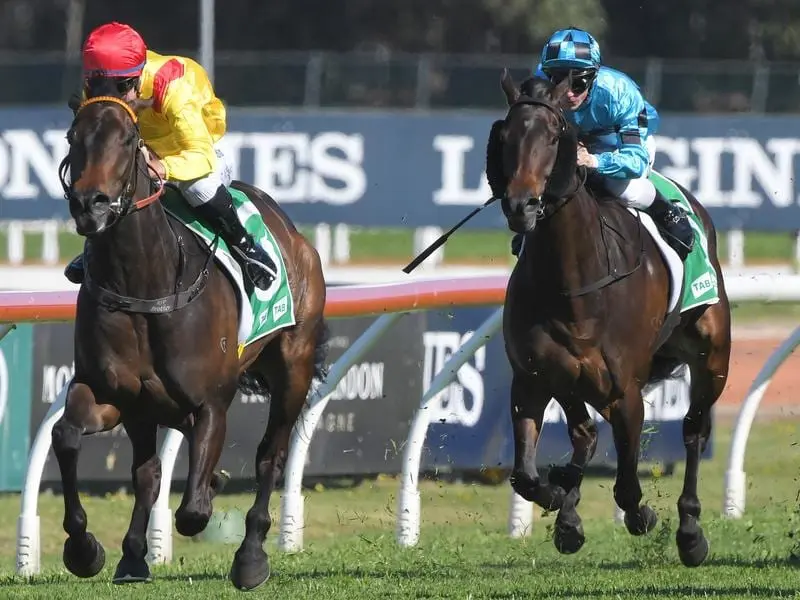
[508,372,566,514]
[677,306,730,567]
[230,323,323,591]
[548,400,599,554]
[113,417,160,584]
[174,398,229,537]
[51,382,120,578]
[609,385,659,537]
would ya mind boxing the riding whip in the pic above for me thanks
[402,196,498,274]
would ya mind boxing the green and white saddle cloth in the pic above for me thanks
[162,186,296,355]
[637,169,721,314]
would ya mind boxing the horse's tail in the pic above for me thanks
[312,317,330,384]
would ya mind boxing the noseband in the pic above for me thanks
[59,95,164,228]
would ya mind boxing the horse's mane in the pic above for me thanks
[520,76,555,102]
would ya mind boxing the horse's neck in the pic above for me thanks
[87,201,179,298]
[526,186,606,291]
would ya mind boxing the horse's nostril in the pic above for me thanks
[91,193,110,205]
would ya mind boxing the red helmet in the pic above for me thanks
[82,22,147,78]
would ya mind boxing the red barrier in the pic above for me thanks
[0,276,510,323]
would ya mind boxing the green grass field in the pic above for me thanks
[1,228,798,268]
[1,417,800,598]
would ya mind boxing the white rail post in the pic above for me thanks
[396,307,504,547]
[279,312,404,552]
[723,326,800,518]
[726,229,744,269]
[413,227,444,271]
[333,223,351,264]
[41,220,59,265]
[314,224,331,267]
[8,221,24,265]
[16,384,68,576]
[146,428,184,565]
[508,490,534,538]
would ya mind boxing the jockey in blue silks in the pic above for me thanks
[510,26,694,260]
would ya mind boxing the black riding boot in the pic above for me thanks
[64,254,85,284]
[645,192,694,261]
[510,233,524,257]
[195,186,277,291]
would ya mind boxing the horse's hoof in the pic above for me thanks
[677,530,709,567]
[63,532,106,578]
[624,505,658,536]
[229,547,270,591]
[554,522,585,555]
[175,507,211,537]
[211,470,231,497]
[547,464,583,495]
[112,554,152,584]
[510,470,564,511]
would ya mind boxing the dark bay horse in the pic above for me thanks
[487,70,731,566]
[53,88,327,591]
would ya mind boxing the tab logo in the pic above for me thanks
[690,273,714,298]
[272,295,288,321]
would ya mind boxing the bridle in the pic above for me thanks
[58,95,164,230]
[509,95,567,135]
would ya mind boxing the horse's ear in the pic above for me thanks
[128,97,154,114]
[550,73,572,104]
[500,68,520,106]
[67,92,81,115]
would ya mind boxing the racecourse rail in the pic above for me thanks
[3,275,791,575]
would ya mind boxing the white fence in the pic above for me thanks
[722,326,800,518]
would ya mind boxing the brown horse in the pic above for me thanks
[53,82,328,591]
[487,70,731,566]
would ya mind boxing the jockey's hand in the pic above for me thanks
[141,145,166,180]
[576,145,599,169]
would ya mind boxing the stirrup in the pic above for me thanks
[230,246,277,289]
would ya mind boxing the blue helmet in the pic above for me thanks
[540,27,601,73]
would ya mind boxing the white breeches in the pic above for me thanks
[175,146,234,207]
[601,136,657,210]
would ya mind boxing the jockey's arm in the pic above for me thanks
[159,81,217,182]
[591,93,649,180]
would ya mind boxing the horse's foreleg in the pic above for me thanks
[52,381,120,578]
[609,385,658,537]
[508,373,565,512]
[113,418,160,584]
[231,338,317,591]
[174,400,228,537]
[548,400,598,554]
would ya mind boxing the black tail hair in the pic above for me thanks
[237,318,330,399]
[312,318,330,384]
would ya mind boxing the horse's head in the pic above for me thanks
[488,69,578,234]
[61,79,156,237]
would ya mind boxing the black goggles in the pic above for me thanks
[544,69,596,94]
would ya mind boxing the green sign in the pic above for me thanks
[0,324,33,491]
